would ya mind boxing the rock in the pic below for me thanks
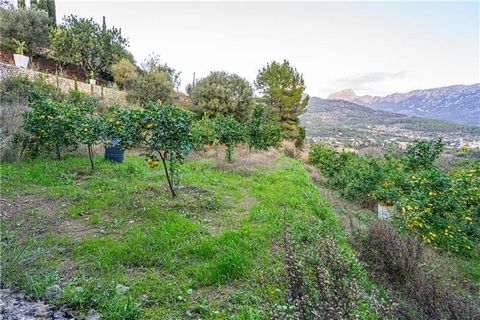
[115,284,129,294]
[53,310,69,320]
[86,309,101,320]
[0,289,72,319]
[45,284,63,300]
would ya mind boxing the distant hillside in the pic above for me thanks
[327,84,480,125]
[301,97,480,148]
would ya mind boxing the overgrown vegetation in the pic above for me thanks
[352,222,480,319]
[309,140,480,257]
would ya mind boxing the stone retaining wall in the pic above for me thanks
[0,62,127,106]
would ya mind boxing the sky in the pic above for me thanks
[54,1,479,98]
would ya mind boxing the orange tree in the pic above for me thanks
[245,104,281,152]
[70,90,103,169]
[214,116,244,162]
[102,103,194,197]
[21,97,78,160]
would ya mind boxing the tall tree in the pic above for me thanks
[49,15,128,78]
[32,0,56,26]
[255,59,309,140]
[189,71,254,122]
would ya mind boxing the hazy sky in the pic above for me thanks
[55,1,480,97]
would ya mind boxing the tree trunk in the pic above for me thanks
[158,150,176,197]
[88,145,95,170]
[55,145,61,160]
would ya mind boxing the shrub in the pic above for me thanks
[395,166,479,256]
[353,222,480,319]
[332,155,383,205]
[0,7,49,54]
[111,58,138,90]
[245,105,281,151]
[191,116,216,151]
[269,222,383,320]
[405,138,444,170]
[0,75,62,104]
[309,144,354,178]
[127,69,174,106]
[214,116,244,162]
[0,102,28,160]
[189,71,254,122]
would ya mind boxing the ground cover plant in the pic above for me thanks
[1,151,389,319]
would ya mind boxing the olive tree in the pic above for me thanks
[189,71,254,122]
[0,7,49,54]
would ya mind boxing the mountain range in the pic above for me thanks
[301,97,480,149]
[326,84,480,125]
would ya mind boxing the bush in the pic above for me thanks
[214,116,244,162]
[353,222,480,319]
[309,144,355,178]
[111,58,138,90]
[395,166,479,256]
[189,71,254,122]
[0,103,28,160]
[0,75,62,105]
[245,105,281,151]
[405,138,444,170]
[309,140,480,257]
[0,7,49,54]
[191,116,216,151]
[127,69,174,106]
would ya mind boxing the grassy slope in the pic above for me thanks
[1,154,377,319]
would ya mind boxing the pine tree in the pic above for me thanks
[255,60,309,140]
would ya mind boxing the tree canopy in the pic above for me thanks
[49,15,128,77]
[255,60,309,140]
[189,71,254,123]
[0,7,49,54]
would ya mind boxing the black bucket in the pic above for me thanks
[105,137,124,163]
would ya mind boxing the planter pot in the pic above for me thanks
[104,137,124,163]
[89,79,96,85]
[13,54,29,69]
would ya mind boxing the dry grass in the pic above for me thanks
[191,145,279,174]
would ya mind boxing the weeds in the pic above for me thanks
[352,221,480,319]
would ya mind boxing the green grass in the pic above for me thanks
[1,153,379,319]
